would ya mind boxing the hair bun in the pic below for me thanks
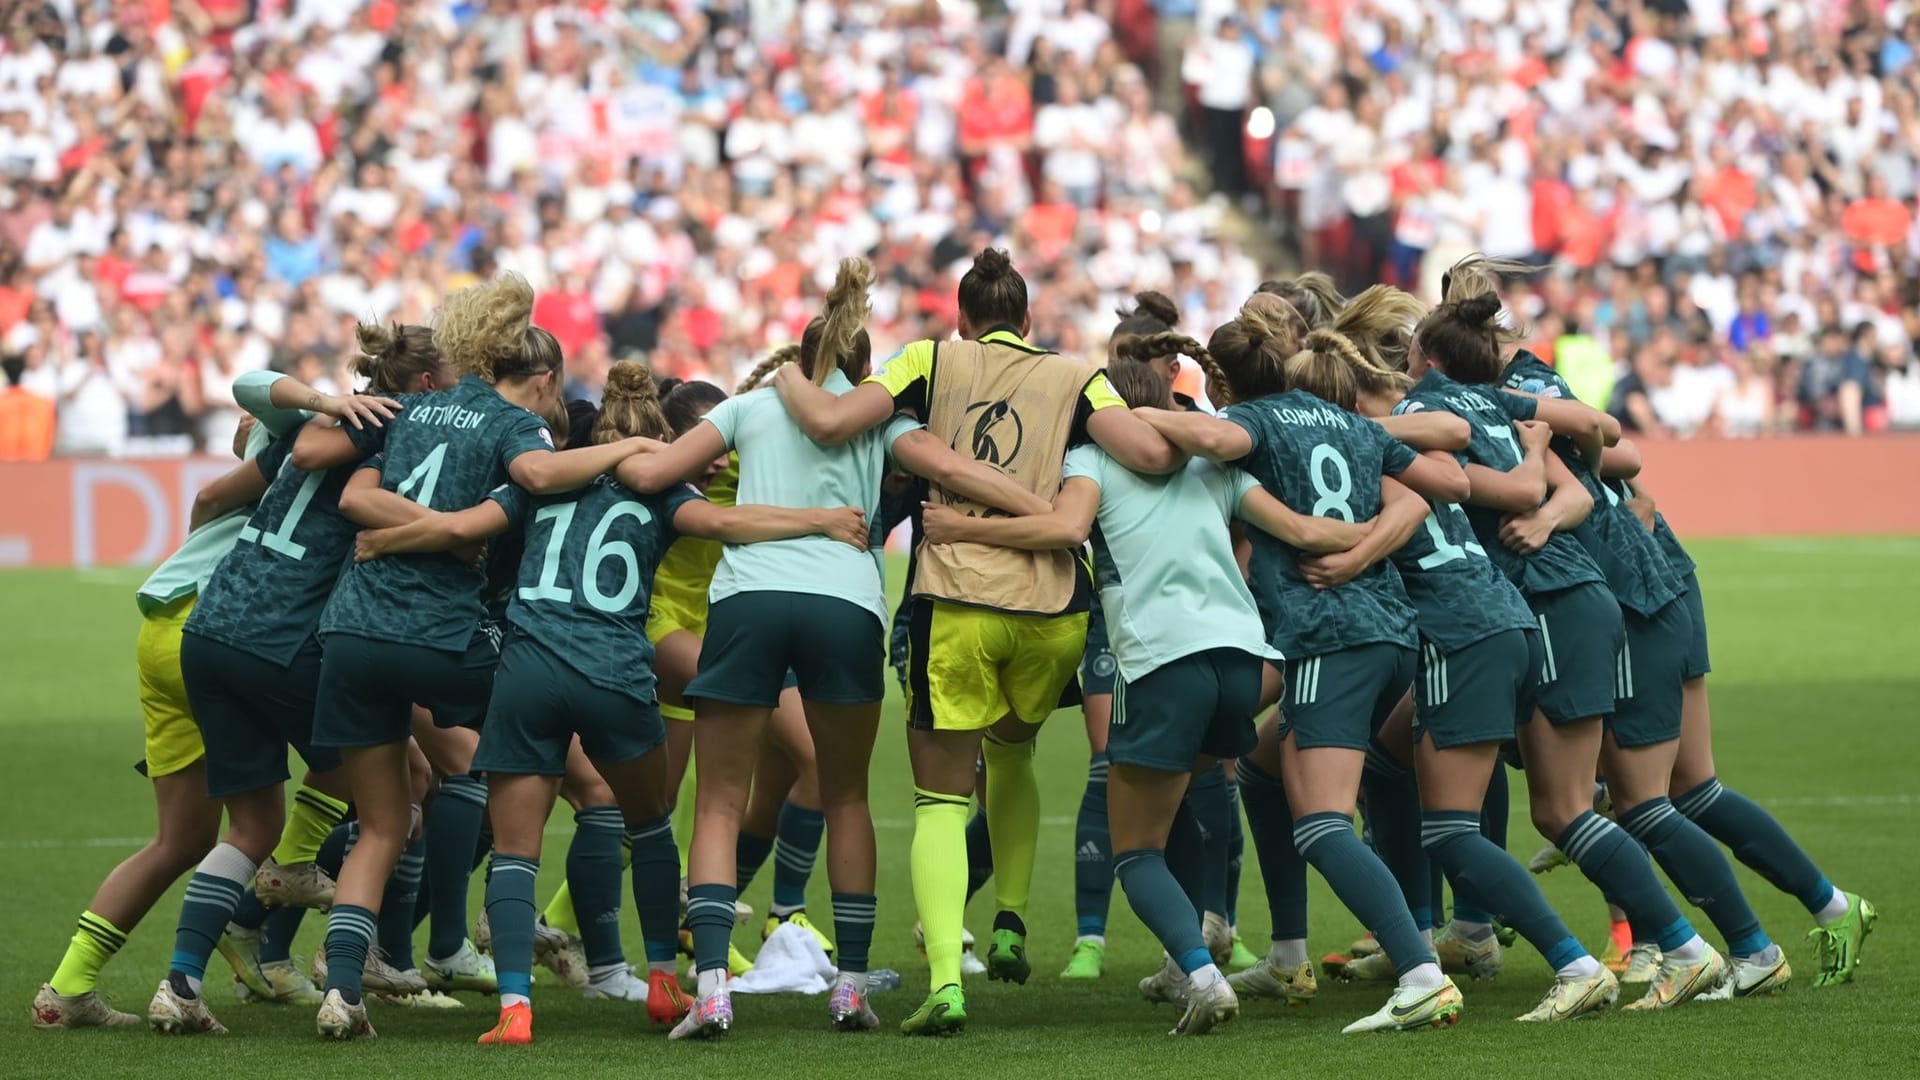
[1130,290,1180,328]
[971,247,1014,280]
[1455,294,1504,326]
[602,360,656,404]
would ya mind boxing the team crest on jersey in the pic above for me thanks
[964,399,1024,467]
[1395,400,1425,415]
[539,427,554,446]
[1519,378,1561,399]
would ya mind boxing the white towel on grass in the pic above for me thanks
[727,921,837,995]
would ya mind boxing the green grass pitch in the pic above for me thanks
[1,539,1916,1078]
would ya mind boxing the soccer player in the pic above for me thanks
[1409,287,1737,1010]
[292,274,657,1040]
[923,359,1370,1035]
[612,259,1055,1039]
[1062,291,1185,981]
[145,329,449,1035]
[35,373,388,1029]
[770,248,1183,1034]
[1137,307,1477,1034]
[351,361,863,1045]
[1109,331,1260,972]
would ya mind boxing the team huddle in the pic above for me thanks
[30,250,1877,1045]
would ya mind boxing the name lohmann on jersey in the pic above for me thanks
[1269,403,1351,429]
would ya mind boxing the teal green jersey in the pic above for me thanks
[1064,445,1281,681]
[137,419,277,615]
[185,440,362,667]
[1220,390,1418,657]
[1376,467,1538,652]
[496,475,704,704]
[1498,354,1681,616]
[1600,475,1696,582]
[1649,510,1696,579]
[321,376,556,652]
[702,369,920,625]
[1402,368,1605,598]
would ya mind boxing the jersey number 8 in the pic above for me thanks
[520,500,656,614]
[1308,444,1355,521]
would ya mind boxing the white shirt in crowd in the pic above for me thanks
[1191,33,1254,112]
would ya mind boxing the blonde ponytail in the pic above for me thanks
[812,259,873,387]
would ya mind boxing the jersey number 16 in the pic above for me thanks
[520,500,656,614]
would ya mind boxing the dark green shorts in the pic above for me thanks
[1680,572,1711,680]
[476,633,665,776]
[1277,643,1416,751]
[312,629,500,749]
[686,591,883,708]
[180,632,340,798]
[1608,599,1689,748]
[1078,596,1118,697]
[1109,647,1262,772]
[1528,583,1623,725]
[1413,629,1538,750]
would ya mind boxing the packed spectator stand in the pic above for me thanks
[2,0,1918,463]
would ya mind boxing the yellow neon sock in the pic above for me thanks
[49,912,127,997]
[541,882,578,936]
[911,789,973,990]
[273,786,350,865]
[673,753,698,877]
[983,736,1041,919]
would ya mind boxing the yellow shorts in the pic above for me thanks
[138,596,206,778]
[647,595,707,645]
[648,600,704,724]
[906,600,1088,731]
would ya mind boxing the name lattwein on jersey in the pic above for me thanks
[410,401,489,429]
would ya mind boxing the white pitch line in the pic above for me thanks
[4,798,1908,852]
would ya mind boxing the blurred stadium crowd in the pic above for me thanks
[2,0,1919,460]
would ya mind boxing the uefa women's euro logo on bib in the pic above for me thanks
[965,399,1024,467]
